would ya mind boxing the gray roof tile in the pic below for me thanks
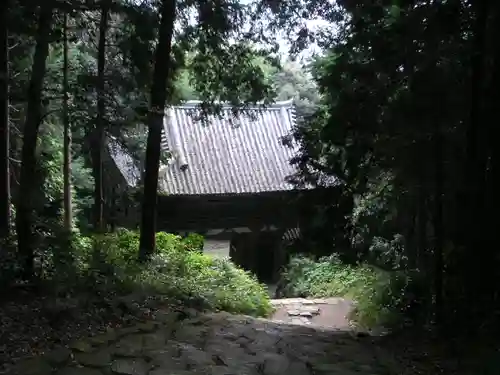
[108,100,300,196]
[158,100,298,195]
[107,137,141,188]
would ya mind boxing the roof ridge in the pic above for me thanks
[171,99,294,110]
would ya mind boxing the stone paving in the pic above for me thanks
[8,300,413,375]
[270,298,355,329]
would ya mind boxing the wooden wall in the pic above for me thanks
[156,190,306,232]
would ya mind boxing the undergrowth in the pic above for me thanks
[278,254,424,329]
[6,229,272,317]
[89,230,272,316]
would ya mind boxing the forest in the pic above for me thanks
[1,0,499,373]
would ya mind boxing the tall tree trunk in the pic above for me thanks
[416,182,427,272]
[460,0,491,319]
[416,180,432,321]
[0,0,9,240]
[480,1,500,311]
[93,2,109,232]
[405,198,417,269]
[463,0,489,258]
[138,0,176,261]
[16,5,53,279]
[62,12,72,231]
[433,124,444,326]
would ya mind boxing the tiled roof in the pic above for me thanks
[107,137,141,188]
[159,100,298,195]
[109,100,300,195]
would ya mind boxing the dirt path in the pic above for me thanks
[7,299,421,375]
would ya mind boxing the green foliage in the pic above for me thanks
[271,60,320,117]
[287,0,488,330]
[76,230,272,317]
[0,240,22,287]
[181,233,204,252]
[367,235,406,270]
[279,254,424,330]
[351,174,397,245]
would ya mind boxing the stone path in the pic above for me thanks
[270,298,354,330]
[9,302,414,375]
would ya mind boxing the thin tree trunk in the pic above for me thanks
[93,2,109,232]
[416,183,426,273]
[480,1,500,310]
[459,0,491,319]
[16,5,53,279]
[464,0,489,256]
[109,187,116,232]
[0,0,9,240]
[62,12,72,231]
[138,0,177,261]
[405,198,417,269]
[433,124,444,326]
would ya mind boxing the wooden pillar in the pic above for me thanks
[254,229,283,282]
[246,225,261,274]
[229,232,248,270]
[229,227,287,283]
[229,230,259,274]
[272,228,286,282]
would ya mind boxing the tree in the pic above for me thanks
[137,0,279,259]
[0,0,9,240]
[271,60,320,117]
[138,0,176,261]
[285,0,500,330]
[62,10,72,231]
[16,3,53,279]
[92,1,110,233]
[2,0,292,272]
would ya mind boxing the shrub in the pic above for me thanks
[76,229,272,317]
[368,234,407,270]
[181,233,204,252]
[0,240,22,288]
[278,254,424,329]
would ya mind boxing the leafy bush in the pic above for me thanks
[278,254,424,329]
[367,234,407,270]
[0,240,22,287]
[181,233,204,252]
[76,229,272,317]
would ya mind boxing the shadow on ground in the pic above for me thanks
[5,307,430,375]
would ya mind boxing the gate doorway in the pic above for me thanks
[229,231,283,283]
